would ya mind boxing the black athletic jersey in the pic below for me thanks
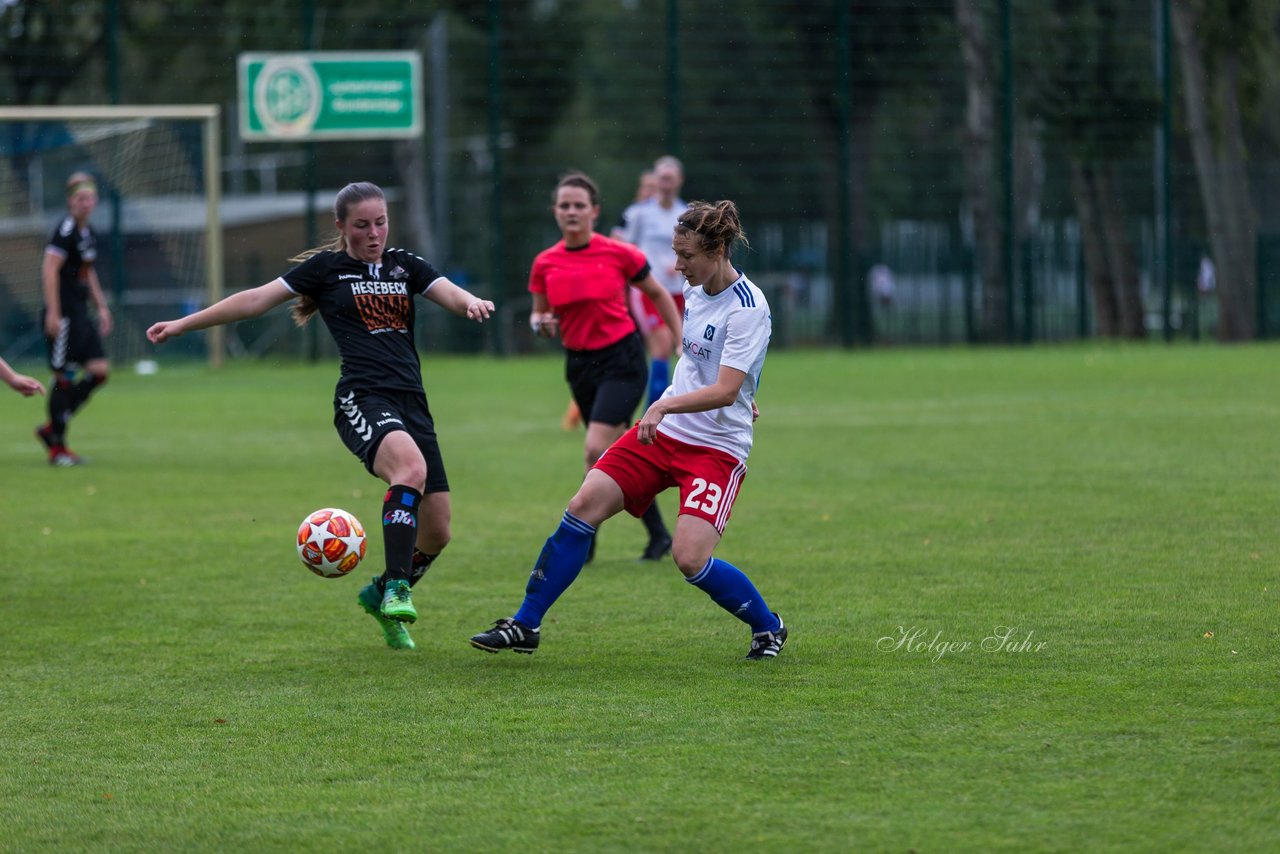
[281,248,445,394]
[45,216,98,314]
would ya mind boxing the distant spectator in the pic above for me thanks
[1197,255,1216,294]
[870,263,896,308]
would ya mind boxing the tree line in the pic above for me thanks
[3,0,1276,342]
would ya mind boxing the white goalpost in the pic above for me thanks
[0,105,225,366]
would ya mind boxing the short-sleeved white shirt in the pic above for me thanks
[657,271,771,461]
[619,197,685,294]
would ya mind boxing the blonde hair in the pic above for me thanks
[290,182,386,326]
[65,171,97,198]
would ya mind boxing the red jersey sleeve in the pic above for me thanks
[528,250,550,295]
[618,241,649,281]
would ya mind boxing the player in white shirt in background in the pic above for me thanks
[619,155,687,408]
[471,199,788,661]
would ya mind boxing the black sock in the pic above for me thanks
[641,502,668,541]
[379,485,422,585]
[69,372,107,416]
[47,377,75,445]
[408,549,438,587]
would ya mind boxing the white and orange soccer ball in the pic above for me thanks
[296,508,367,578]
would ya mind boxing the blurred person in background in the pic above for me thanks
[35,172,112,466]
[610,168,658,241]
[618,155,687,408]
[526,171,680,563]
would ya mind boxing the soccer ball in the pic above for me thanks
[296,508,367,578]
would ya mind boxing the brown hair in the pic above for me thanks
[290,182,386,326]
[552,171,600,206]
[676,200,748,259]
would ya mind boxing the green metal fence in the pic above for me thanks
[2,0,1278,362]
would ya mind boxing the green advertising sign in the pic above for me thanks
[238,52,422,141]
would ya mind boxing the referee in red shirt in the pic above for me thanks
[529,172,683,562]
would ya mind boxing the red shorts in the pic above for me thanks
[592,425,747,534]
[631,290,685,334]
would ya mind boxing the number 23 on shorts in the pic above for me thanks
[678,460,745,534]
[684,477,723,514]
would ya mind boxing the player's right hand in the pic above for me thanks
[146,321,181,344]
[44,313,61,339]
[7,375,44,397]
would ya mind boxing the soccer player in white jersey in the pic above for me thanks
[472,200,787,660]
[619,155,686,408]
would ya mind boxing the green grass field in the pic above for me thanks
[1,344,1277,851]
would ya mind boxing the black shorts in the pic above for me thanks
[45,310,105,372]
[334,388,449,492]
[564,332,647,427]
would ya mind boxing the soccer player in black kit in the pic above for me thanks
[36,172,114,466]
[147,182,495,651]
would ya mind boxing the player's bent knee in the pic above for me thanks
[671,544,710,577]
[389,466,428,490]
[566,492,594,520]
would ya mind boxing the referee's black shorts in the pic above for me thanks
[564,331,647,428]
[333,388,449,492]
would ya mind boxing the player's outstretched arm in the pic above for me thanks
[425,278,495,322]
[147,280,293,344]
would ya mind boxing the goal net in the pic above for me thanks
[0,106,223,367]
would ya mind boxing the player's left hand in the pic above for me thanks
[98,305,114,336]
[752,400,760,422]
[466,299,495,322]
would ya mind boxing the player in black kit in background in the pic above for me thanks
[147,182,495,651]
[36,172,113,466]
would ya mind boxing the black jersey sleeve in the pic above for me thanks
[401,251,444,296]
[280,252,332,297]
[46,217,76,256]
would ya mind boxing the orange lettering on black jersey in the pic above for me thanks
[355,293,409,332]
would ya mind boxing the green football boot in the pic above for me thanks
[380,579,417,624]
[357,578,415,650]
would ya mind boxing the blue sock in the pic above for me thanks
[687,558,780,633]
[647,358,669,408]
[514,511,597,628]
